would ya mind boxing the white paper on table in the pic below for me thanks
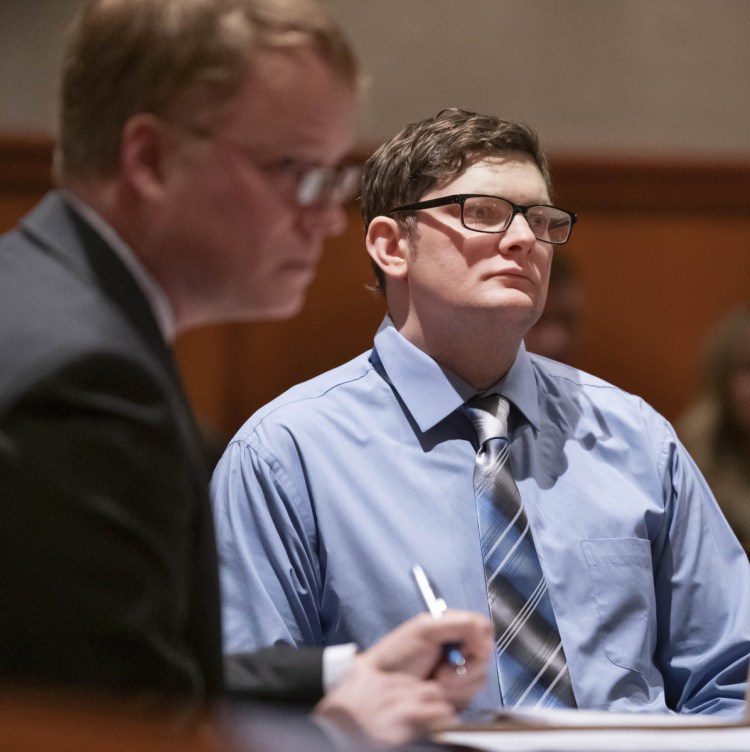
[490,706,740,727]
[436,726,750,752]
[434,708,749,752]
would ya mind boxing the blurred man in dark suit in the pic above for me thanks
[0,1,491,744]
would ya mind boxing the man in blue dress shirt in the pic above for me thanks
[211,108,750,717]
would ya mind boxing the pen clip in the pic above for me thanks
[412,564,447,618]
[411,564,468,674]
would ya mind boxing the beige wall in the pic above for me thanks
[2,1,749,158]
[331,0,750,158]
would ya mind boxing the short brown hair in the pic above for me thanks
[361,108,552,292]
[57,0,359,182]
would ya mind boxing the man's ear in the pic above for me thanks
[366,216,410,282]
[119,113,173,201]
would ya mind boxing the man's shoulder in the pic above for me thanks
[1,193,161,362]
[0,228,167,413]
[528,353,618,391]
[1,194,102,326]
[232,351,377,442]
[0,258,152,376]
[528,352,664,426]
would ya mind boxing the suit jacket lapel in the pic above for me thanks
[20,191,224,694]
[19,193,204,453]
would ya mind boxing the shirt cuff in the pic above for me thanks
[322,643,358,691]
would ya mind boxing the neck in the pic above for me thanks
[397,313,524,391]
[65,179,198,334]
[65,179,146,261]
[65,179,193,334]
[385,280,535,389]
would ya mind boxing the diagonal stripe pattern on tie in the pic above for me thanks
[463,394,576,708]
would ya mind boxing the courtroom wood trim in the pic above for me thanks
[0,134,54,191]
[3,134,749,214]
[551,156,750,214]
[351,144,750,214]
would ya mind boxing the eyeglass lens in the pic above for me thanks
[297,165,361,207]
[462,196,572,243]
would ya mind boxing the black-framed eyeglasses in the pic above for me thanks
[389,194,577,244]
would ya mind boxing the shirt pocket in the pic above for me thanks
[580,537,655,676]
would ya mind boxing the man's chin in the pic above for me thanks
[474,288,540,315]
[245,289,308,322]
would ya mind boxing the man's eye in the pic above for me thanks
[276,158,306,176]
[465,202,502,223]
[527,213,549,229]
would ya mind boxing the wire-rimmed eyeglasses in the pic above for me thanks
[176,124,361,208]
[389,193,577,244]
[211,132,361,208]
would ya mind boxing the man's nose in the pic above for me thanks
[499,212,537,250]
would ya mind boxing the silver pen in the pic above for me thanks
[412,564,467,674]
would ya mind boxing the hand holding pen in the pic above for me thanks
[412,564,468,674]
[354,595,493,712]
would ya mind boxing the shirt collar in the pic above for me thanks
[373,317,541,433]
[63,191,177,342]
[479,341,541,432]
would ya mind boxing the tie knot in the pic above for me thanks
[462,394,510,446]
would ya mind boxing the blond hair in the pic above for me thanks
[56,0,358,182]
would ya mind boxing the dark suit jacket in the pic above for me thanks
[0,192,323,703]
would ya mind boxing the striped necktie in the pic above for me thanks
[463,394,576,708]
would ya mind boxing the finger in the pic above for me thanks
[402,697,457,733]
[437,612,494,649]
[415,612,493,657]
[432,665,487,709]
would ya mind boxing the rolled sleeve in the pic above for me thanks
[210,437,323,654]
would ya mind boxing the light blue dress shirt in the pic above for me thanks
[211,318,750,716]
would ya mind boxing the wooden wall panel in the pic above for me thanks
[560,213,750,420]
[3,134,749,443]
[0,135,54,232]
[552,158,750,423]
